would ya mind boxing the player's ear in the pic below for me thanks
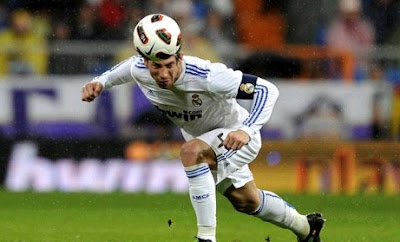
[143,58,150,66]
[176,53,183,61]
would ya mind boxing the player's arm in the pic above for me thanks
[238,73,279,133]
[223,74,279,150]
[81,58,135,102]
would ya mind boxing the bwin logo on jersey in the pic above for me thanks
[192,193,210,200]
[191,94,203,107]
[156,106,203,121]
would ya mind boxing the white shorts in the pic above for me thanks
[181,128,262,194]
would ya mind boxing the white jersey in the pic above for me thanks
[92,55,279,139]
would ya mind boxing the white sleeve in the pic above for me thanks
[240,77,279,137]
[208,63,243,97]
[91,57,135,89]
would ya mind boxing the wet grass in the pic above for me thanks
[0,191,398,241]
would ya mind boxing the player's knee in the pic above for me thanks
[180,140,214,167]
[231,197,259,214]
[226,191,259,214]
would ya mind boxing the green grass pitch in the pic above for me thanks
[0,190,399,241]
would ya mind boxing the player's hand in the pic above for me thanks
[81,82,103,102]
[223,130,250,150]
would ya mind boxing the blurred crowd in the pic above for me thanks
[1,1,399,196]
[0,0,399,80]
[0,0,237,75]
[0,0,399,141]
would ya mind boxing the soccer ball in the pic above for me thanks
[133,14,182,61]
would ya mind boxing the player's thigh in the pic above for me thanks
[196,128,261,160]
[197,128,261,185]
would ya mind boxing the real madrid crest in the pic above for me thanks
[191,94,203,107]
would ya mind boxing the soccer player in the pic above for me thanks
[81,14,325,242]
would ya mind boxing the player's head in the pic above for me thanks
[133,14,182,62]
[144,54,183,89]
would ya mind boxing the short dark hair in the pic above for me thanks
[137,47,182,61]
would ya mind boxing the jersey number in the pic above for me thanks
[217,133,224,148]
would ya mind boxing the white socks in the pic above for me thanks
[184,165,310,241]
[251,190,310,239]
[185,163,216,241]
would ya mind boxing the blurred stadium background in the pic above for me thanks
[1,0,399,194]
[0,0,400,240]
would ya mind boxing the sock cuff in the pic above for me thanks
[198,225,216,235]
[185,163,210,178]
[248,189,265,215]
[197,226,216,242]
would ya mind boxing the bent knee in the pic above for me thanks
[231,198,259,214]
[224,184,260,214]
[180,139,215,167]
[180,140,202,159]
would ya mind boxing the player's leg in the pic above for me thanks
[180,139,217,242]
[180,127,261,241]
[222,180,324,241]
[223,181,309,237]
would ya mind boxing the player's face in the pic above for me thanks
[145,55,182,89]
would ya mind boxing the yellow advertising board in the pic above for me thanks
[252,141,400,194]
